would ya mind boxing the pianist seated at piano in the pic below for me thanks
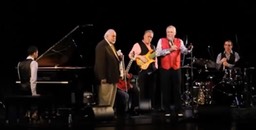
[16,45,40,121]
[17,45,40,96]
[13,26,95,122]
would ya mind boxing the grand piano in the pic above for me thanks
[5,25,96,123]
[28,25,95,107]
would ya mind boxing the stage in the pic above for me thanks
[1,104,256,130]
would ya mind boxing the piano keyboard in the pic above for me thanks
[16,81,69,84]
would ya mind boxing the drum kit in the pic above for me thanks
[181,58,256,108]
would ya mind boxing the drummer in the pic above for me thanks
[216,39,240,71]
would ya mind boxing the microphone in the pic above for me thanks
[117,49,123,57]
[187,43,193,53]
[168,39,174,46]
[207,45,215,61]
[207,45,212,56]
[207,45,211,54]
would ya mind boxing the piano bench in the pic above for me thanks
[4,95,55,124]
[4,95,54,106]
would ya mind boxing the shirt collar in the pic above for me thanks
[224,50,233,54]
[27,56,34,60]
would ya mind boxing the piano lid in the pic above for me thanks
[36,25,85,67]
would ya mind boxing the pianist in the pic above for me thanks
[16,45,40,121]
[17,45,39,96]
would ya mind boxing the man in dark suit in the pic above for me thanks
[94,29,129,117]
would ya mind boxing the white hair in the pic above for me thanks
[104,29,116,38]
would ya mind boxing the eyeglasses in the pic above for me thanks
[225,44,232,46]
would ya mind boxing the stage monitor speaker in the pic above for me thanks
[139,99,151,112]
[92,106,115,120]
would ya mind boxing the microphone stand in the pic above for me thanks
[179,38,196,118]
[187,44,198,118]
[182,35,188,67]
[207,46,214,62]
[190,46,194,83]
[181,43,194,111]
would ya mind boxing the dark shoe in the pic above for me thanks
[164,109,172,117]
[164,113,171,117]
[177,110,184,117]
[31,110,39,121]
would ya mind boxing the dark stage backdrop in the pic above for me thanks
[1,0,256,98]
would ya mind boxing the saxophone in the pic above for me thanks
[197,88,205,105]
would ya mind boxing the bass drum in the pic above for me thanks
[192,80,215,105]
[211,81,244,106]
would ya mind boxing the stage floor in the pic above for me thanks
[1,105,256,130]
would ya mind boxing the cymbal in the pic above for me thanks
[246,66,255,70]
[193,58,217,69]
[206,60,217,69]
